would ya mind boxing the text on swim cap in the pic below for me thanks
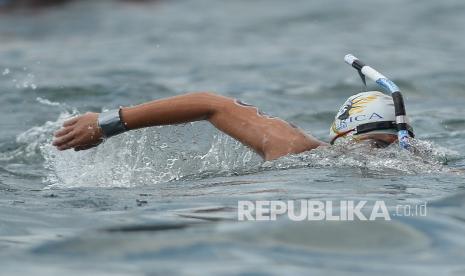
[336,112,383,131]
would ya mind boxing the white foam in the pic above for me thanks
[268,138,458,175]
[8,111,460,189]
[40,114,261,188]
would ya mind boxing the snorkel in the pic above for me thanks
[344,54,413,149]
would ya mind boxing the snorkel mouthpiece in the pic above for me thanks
[344,54,413,149]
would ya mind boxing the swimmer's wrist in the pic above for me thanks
[97,108,128,138]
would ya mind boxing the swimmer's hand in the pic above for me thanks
[52,112,103,151]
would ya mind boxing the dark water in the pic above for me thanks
[1,0,465,275]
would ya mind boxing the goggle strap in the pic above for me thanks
[355,121,415,138]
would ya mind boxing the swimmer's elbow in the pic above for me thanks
[191,91,219,99]
[191,91,233,119]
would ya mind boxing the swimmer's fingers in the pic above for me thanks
[56,137,85,151]
[53,116,80,143]
[53,131,76,149]
[54,126,73,138]
[63,116,80,127]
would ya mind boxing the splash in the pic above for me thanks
[0,98,73,164]
[41,116,262,188]
[1,67,38,90]
[4,107,460,188]
[265,138,459,175]
[36,97,62,107]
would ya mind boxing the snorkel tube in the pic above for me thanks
[344,54,412,149]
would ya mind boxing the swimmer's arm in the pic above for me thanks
[53,92,326,160]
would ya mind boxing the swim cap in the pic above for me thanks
[329,91,413,144]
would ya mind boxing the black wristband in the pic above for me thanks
[98,109,127,138]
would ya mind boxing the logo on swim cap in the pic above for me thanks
[329,91,396,143]
[336,93,378,121]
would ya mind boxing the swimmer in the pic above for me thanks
[53,57,415,160]
[52,90,414,161]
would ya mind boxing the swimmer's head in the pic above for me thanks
[329,91,412,146]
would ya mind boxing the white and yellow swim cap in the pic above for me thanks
[329,91,413,144]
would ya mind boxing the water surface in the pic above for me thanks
[1,0,465,275]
